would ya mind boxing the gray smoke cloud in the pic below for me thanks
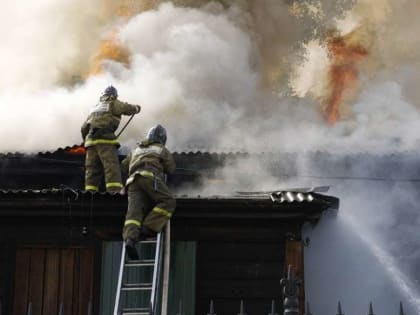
[1,1,420,313]
[1,1,419,153]
[303,169,420,314]
[0,0,118,91]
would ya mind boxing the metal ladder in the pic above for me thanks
[113,226,168,315]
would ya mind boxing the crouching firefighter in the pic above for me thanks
[81,85,141,193]
[121,124,176,260]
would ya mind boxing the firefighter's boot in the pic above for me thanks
[125,238,139,260]
[139,226,157,240]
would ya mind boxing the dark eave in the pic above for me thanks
[0,188,337,221]
[0,148,340,241]
[0,188,338,242]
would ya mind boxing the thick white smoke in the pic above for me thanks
[0,0,117,91]
[1,1,420,313]
[2,1,420,153]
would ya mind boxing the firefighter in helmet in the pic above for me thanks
[121,124,176,260]
[81,85,141,193]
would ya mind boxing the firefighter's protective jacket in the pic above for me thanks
[121,140,176,185]
[81,95,140,147]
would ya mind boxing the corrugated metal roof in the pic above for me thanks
[19,144,420,156]
[2,144,420,159]
[0,187,321,203]
[270,191,314,203]
[0,187,340,221]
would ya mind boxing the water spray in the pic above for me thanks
[342,212,420,313]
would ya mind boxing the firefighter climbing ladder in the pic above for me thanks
[113,223,170,315]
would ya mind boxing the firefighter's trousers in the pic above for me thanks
[123,174,176,241]
[85,144,123,193]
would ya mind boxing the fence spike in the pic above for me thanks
[268,300,278,315]
[304,302,313,315]
[58,302,64,315]
[337,301,344,315]
[238,300,247,315]
[176,299,183,315]
[367,301,375,315]
[27,302,32,315]
[280,265,301,315]
[207,300,216,315]
[398,302,405,315]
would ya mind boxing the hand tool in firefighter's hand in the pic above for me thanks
[116,114,135,138]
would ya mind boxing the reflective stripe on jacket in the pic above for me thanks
[122,142,176,186]
[81,96,140,147]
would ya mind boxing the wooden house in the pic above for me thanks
[0,146,339,315]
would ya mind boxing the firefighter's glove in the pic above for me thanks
[81,123,90,139]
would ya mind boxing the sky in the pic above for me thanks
[1,0,420,313]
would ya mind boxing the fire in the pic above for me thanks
[89,31,130,75]
[323,29,368,125]
[88,0,157,76]
[66,145,86,155]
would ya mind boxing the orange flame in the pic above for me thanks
[89,31,130,76]
[66,145,86,155]
[88,0,157,76]
[324,31,368,125]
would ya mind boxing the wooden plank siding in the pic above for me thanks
[12,246,94,315]
[77,248,94,314]
[285,240,305,315]
[0,188,335,315]
[196,241,284,315]
[43,249,59,314]
[13,249,30,315]
[0,242,15,315]
[28,249,45,314]
[60,249,75,315]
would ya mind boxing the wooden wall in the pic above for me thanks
[285,240,305,315]
[12,246,94,315]
[0,242,14,315]
[195,241,285,315]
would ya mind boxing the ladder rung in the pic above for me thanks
[122,283,153,291]
[122,307,150,315]
[114,230,166,314]
[139,238,157,244]
[125,259,155,267]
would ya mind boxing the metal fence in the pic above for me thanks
[173,264,408,315]
[10,265,409,315]
[303,301,406,315]
[22,301,92,315]
[174,299,407,315]
[16,295,409,315]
